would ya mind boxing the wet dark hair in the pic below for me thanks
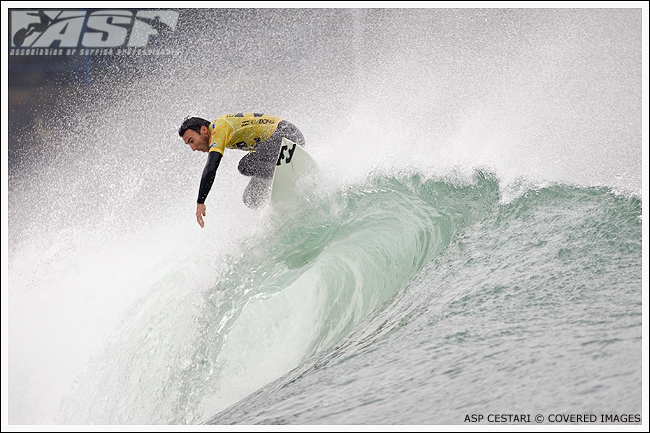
[178,116,210,137]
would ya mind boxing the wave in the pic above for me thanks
[54,170,501,424]
[7,8,642,425]
[51,169,643,424]
[206,178,643,425]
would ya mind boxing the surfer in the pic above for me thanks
[13,10,52,47]
[178,113,306,227]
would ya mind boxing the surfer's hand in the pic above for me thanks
[196,203,206,228]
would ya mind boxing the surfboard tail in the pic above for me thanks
[270,138,318,205]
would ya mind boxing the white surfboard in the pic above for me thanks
[270,137,317,205]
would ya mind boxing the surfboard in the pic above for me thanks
[270,137,317,205]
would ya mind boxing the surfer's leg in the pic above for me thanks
[237,120,306,179]
[238,120,307,207]
[275,121,305,148]
[238,141,280,179]
[242,176,273,209]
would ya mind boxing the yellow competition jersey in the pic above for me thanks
[208,113,282,154]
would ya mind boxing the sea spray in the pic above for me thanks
[7,8,641,425]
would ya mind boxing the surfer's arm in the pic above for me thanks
[195,151,223,227]
[197,151,223,204]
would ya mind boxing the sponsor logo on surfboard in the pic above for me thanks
[277,140,296,166]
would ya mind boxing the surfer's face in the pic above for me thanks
[182,125,210,152]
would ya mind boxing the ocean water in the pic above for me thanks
[207,176,643,425]
[5,7,645,427]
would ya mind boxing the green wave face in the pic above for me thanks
[56,171,642,424]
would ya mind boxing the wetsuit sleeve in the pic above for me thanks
[197,151,223,204]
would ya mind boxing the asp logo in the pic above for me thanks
[10,9,179,48]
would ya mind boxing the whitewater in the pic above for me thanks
[4,7,646,427]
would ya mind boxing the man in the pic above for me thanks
[178,113,306,227]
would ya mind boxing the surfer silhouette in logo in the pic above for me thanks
[13,10,52,47]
